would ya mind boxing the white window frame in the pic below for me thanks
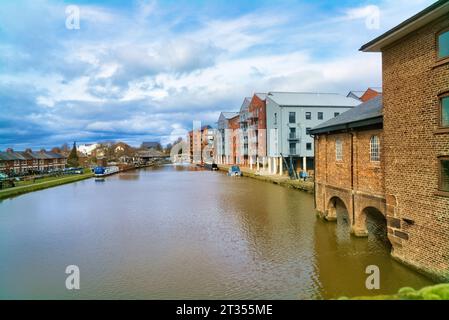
[370,135,380,162]
[335,139,343,161]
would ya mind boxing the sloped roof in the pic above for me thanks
[309,95,383,134]
[137,148,166,158]
[141,142,160,148]
[240,97,252,113]
[0,152,26,161]
[0,150,65,161]
[347,91,365,99]
[221,112,239,119]
[267,92,361,107]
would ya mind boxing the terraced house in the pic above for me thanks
[311,0,449,281]
[0,148,67,174]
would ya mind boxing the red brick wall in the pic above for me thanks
[248,95,267,156]
[382,14,449,280]
[315,129,384,214]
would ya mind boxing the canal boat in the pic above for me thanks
[227,166,242,177]
[94,166,120,178]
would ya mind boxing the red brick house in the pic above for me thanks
[0,148,67,174]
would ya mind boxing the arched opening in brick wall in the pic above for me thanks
[362,207,391,250]
[328,197,351,241]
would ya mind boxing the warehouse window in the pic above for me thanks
[440,96,449,127]
[335,139,343,161]
[439,157,449,193]
[370,136,380,162]
[438,29,449,60]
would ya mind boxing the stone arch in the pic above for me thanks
[352,195,386,237]
[326,196,350,223]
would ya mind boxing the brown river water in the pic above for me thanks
[0,165,433,299]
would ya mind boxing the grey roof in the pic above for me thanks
[266,92,361,107]
[0,152,26,161]
[0,150,65,161]
[309,95,383,134]
[137,149,166,158]
[347,91,365,99]
[221,112,239,119]
[240,97,252,113]
[141,142,161,148]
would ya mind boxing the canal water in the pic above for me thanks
[0,165,433,299]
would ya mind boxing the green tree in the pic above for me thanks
[66,142,79,168]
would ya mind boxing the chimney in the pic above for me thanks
[25,148,32,153]
[40,149,46,153]
[6,148,13,153]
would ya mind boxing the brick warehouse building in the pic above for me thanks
[310,96,385,236]
[311,1,449,281]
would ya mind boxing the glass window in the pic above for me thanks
[438,30,449,59]
[305,112,312,120]
[335,139,343,161]
[334,112,340,117]
[370,136,380,162]
[306,143,312,151]
[440,158,449,192]
[289,143,296,155]
[318,112,323,120]
[289,128,296,139]
[306,127,311,135]
[441,96,449,127]
[289,112,296,123]
[274,113,278,125]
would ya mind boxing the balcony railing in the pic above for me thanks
[288,133,300,141]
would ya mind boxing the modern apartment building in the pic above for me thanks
[266,92,360,175]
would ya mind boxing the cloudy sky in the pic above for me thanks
[0,0,435,149]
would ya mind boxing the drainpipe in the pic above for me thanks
[350,131,355,225]
[311,133,317,209]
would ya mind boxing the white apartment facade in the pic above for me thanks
[266,92,360,175]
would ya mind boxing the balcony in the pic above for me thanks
[288,133,300,141]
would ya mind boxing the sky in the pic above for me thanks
[0,0,436,149]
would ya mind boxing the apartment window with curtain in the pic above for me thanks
[438,28,449,60]
[440,95,449,127]
[370,135,380,162]
[335,139,343,161]
[289,112,296,123]
[439,157,449,193]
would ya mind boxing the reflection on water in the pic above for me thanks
[0,165,433,299]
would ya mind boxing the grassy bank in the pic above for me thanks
[341,284,449,300]
[217,164,314,193]
[0,173,93,200]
